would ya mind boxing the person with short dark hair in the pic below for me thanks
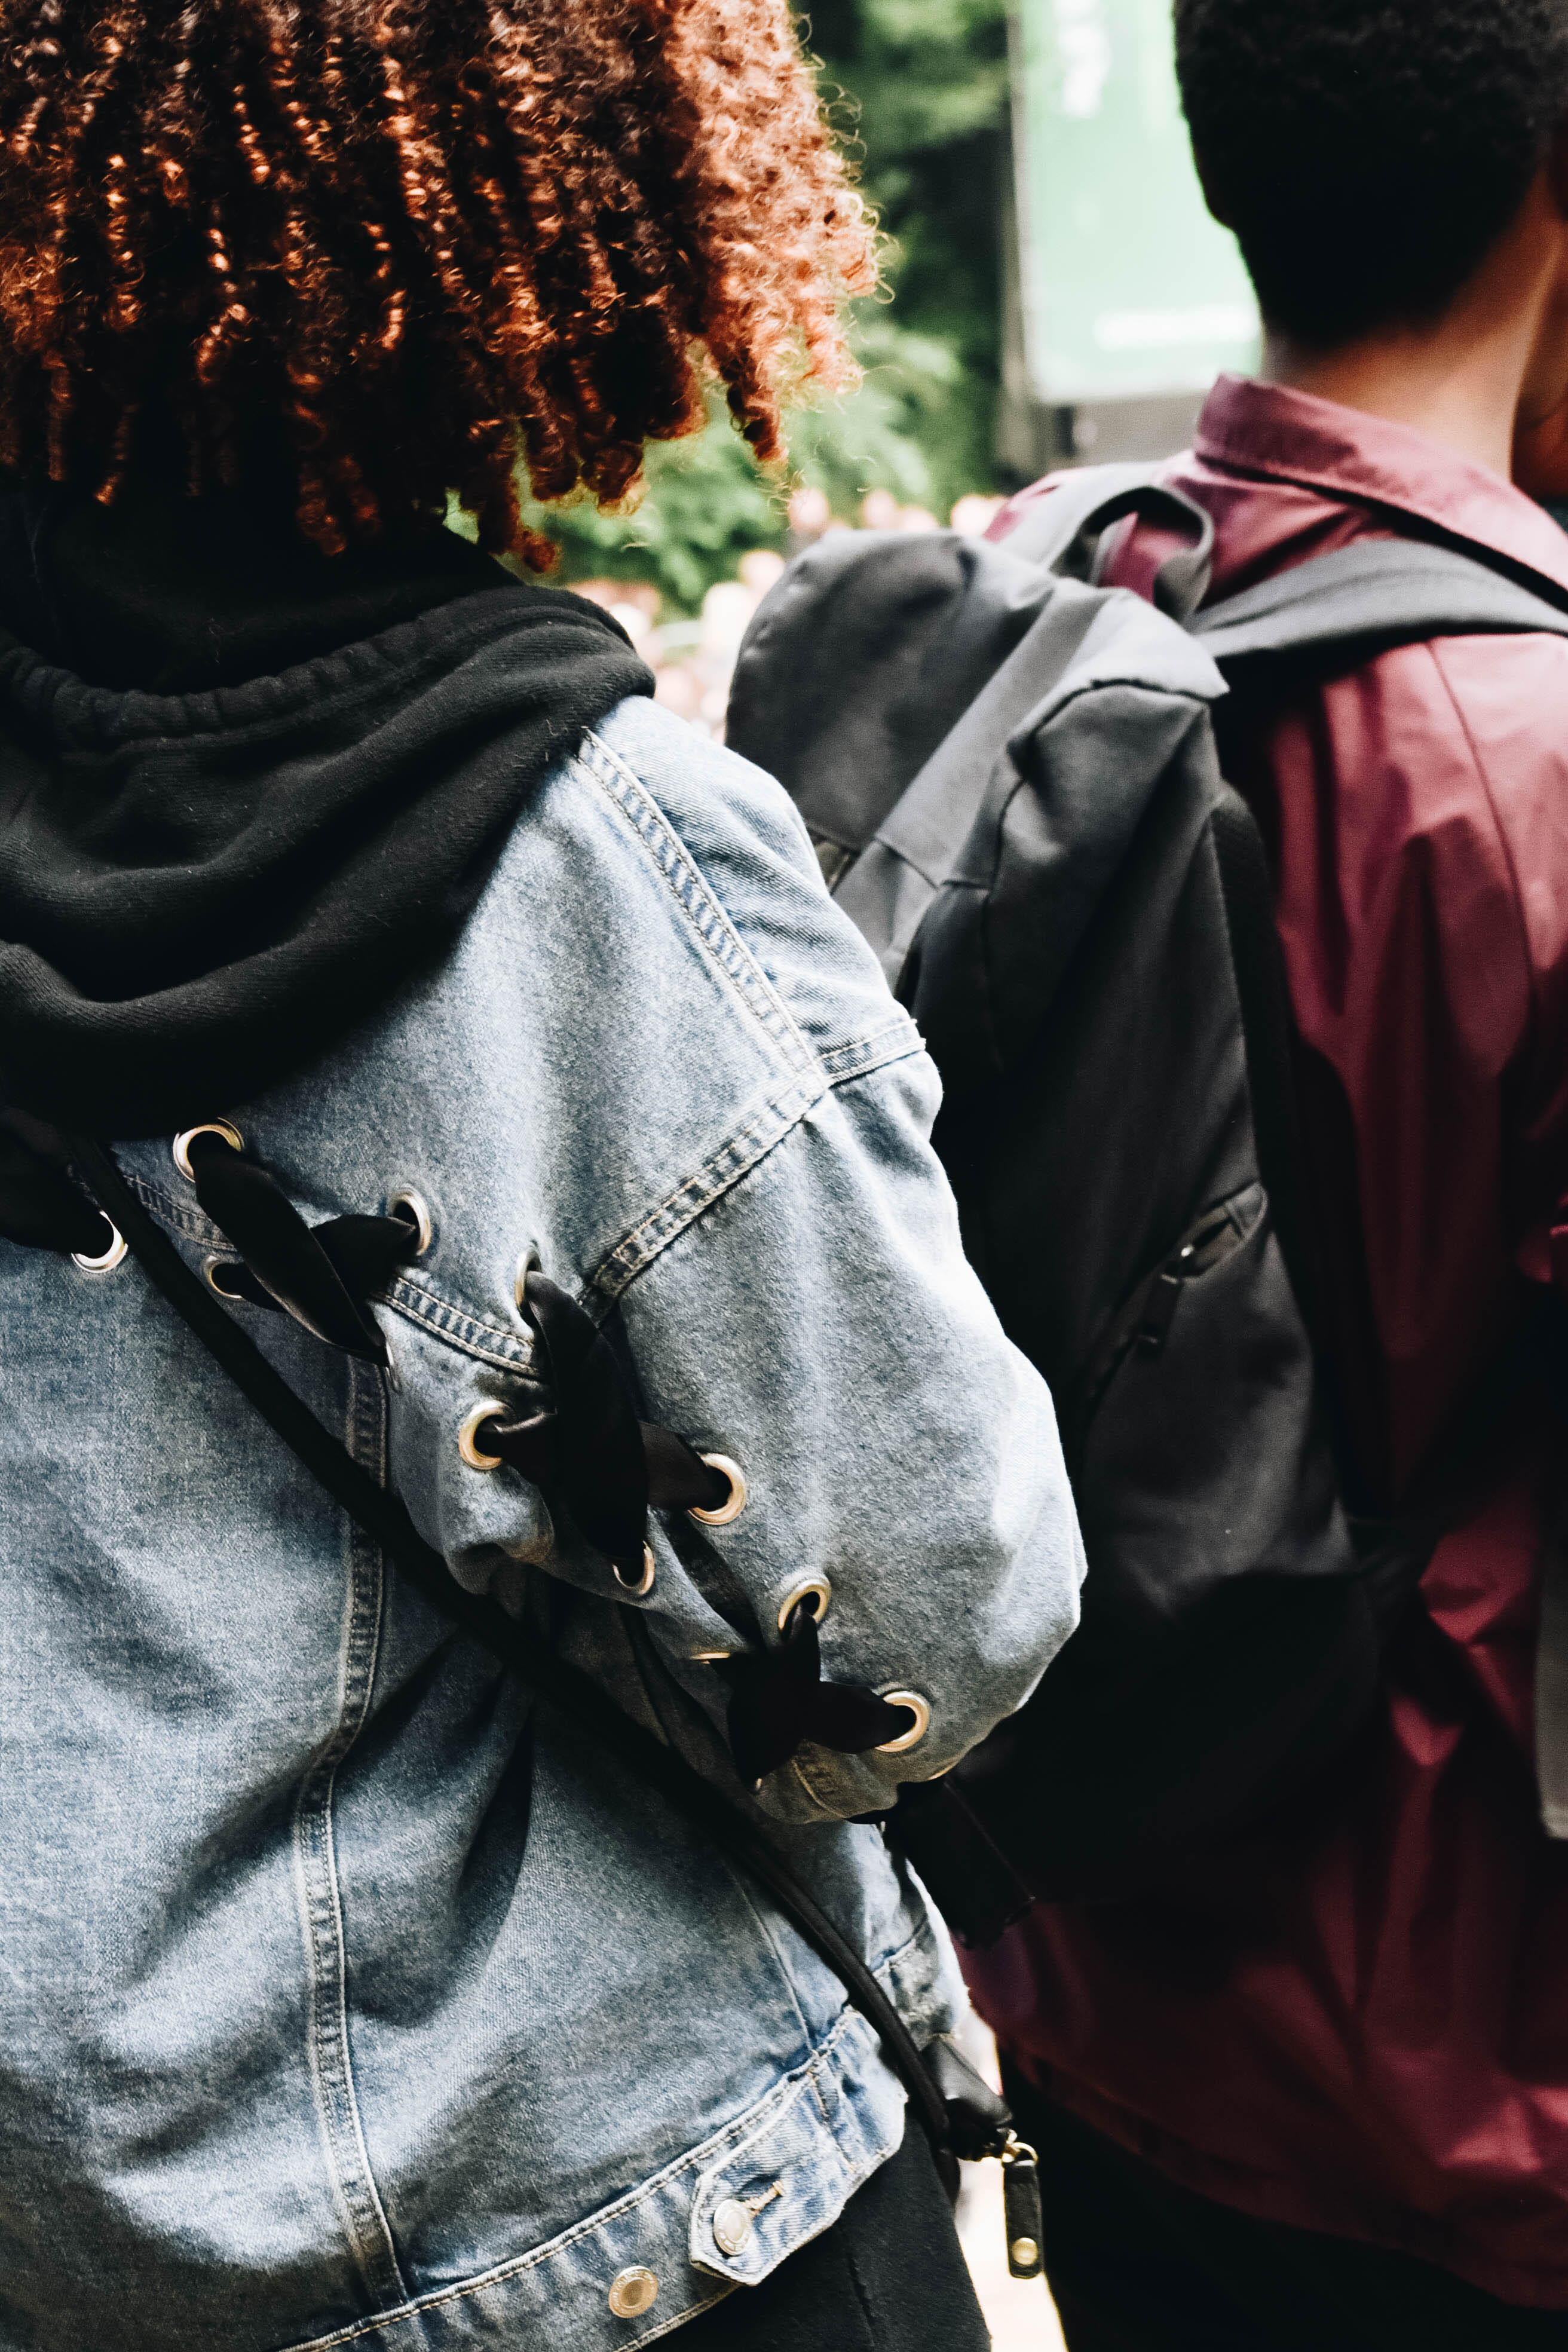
[1177,0,1568,350]
[973,4,1568,2345]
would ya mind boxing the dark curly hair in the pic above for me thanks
[1175,0,1568,348]
[0,0,875,558]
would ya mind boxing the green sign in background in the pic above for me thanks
[1012,0,1260,403]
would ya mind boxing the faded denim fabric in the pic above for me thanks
[0,694,1084,2351]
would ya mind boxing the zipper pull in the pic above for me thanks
[1000,2132,1044,2278]
[1135,1266,1185,1354]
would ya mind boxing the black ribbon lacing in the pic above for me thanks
[0,1110,914,1783]
[87,1134,1042,2203]
[2,1108,1042,2215]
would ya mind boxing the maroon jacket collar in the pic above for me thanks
[1195,373,1568,597]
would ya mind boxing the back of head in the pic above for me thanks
[0,0,874,560]
[1174,0,1568,348]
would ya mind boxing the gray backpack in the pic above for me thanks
[727,464,1568,1936]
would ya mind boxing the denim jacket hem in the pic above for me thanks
[280,1928,944,2352]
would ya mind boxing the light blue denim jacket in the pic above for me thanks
[0,693,1083,2350]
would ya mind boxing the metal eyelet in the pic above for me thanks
[201,1253,243,1299]
[513,1248,541,1313]
[72,1223,127,1274]
[689,1453,746,1528]
[776,1576,832,1634]
[875,1689,930,1754]
[689,1648,732,1663]
[387,1187,434,1256]
[172,1121,244,1181]
[614,1544,657,1597]
[458,1402,506,1471]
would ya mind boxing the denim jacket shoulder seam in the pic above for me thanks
[587,1020,923,1304]
[575,727,816,1078]
[575,730,923,1086]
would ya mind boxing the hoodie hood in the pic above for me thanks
[0,483,651,1137]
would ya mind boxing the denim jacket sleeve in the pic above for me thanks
[378,694,1085,1823]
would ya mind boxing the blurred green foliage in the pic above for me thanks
[517,406,783,615]
[526,0,1010,612]
[525,318,962,611]
[811,0,1010,496]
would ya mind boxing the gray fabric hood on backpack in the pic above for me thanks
[728,526,1226,1098]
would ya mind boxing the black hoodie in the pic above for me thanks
[0,478,651,1136]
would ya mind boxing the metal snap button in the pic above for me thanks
[711,2198,754,2257]
[72,1222,127,1274]
[458,1402,505,1471]
[172,1122,244,1181]
[875,1689,931,1754]
[607,2266,659,2319]
[387,1187,434,1256]
[689,1453,746,1527]
[776,1575,831,1634]
[614,1544,656,1597]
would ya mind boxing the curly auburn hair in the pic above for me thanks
[0,0,875,558]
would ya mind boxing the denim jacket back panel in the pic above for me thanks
[0,693,1085,2351]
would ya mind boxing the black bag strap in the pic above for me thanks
[1193,534,1568,662]
[1001,474,1568,658]
[72,1135,984,2170]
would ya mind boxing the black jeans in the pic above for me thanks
[681,2118,990,2350]
[1002,2064,1568,2352]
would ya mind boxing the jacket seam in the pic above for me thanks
[718,1863,816,2056]
[575,728,817,1076]
[121,1173,538,1374]
[580,725,921,1083]
[587,1027,922,1305]
[628,2288,736,2345]
[699,2026,865,2184]
[121,1168,222,1246]
[290,1359,409,2307]
[378,1274,535,1372]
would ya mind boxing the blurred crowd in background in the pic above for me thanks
[575,489,1004,739]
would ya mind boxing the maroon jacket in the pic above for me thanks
[969,375,1568,2305]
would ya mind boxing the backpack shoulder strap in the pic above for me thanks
[1193,536,1568,666]
[999,462,1166,568]
[1002,460,1215,620]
